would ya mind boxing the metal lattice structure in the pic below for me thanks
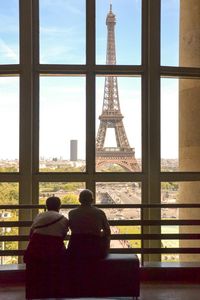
[96,5,139,172]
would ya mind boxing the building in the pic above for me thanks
[0,0,200,294]
[70,140,78,161]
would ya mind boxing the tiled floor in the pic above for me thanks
[0,283,200,300]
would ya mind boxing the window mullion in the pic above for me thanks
[19,0,34,255]
[146,0,161,262]
[19,0,33,209]
[32,0,39,207]
[86,0,96,194]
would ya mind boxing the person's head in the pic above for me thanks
[46,196,61,212]
[79,189,94,206]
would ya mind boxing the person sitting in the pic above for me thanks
[24,196,69,263]
[68,189,111,259]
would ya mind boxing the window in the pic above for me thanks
[39,76,86,171]
[0,77,19,171]
[39,0,86,64]
[96,0,141,65]
[0,0,19,64]
[0,0,200,265]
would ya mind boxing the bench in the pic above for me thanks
[25,253,140,299]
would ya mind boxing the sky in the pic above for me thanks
[0,0,181,160]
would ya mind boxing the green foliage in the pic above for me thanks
[0,210,18,264]
[117,226,141,248]
[61,194,79,204]
[40,182,84,194]
[0,183,18,205]
[62,182,84,191]
[161,182,178,191]
[40,165,83,172]
[0,166,18,172]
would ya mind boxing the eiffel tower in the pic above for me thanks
[96,4,139,172]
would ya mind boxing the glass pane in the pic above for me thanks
[161,78,178,171]
[110,225,141,250]
[161,181,179,262]
[39,76,86,172]
[161,181,200,263]
[0,183,19,265]
[96,76,141,172]
[39,182,85,206]
[39,0,86,64]
[0,0,19,64]
[96,182,141,205]
[161,0,200,68]
[96,0,141,65]
[161,0,179,66]
[39,181,85,248]
[96,182,141,253]
[161,77,200,172]
[0,77,19,171]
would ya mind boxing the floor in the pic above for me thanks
[0,283,200,300]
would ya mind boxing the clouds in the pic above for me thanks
[40,22,85,63]
[0,1,19,64]
[0,38,18,63]
[39,1,85,64]
[40,0,84,16]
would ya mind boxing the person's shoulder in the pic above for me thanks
[49,211,69,225]
[92,206,106,215]
[61,212,68,220]
[68,207,80,216]
[38,210,63,220]
[61,215,69,225]
[32,211,49,225]
[52,211,68,221]
[33,211,47,220]
[38,211,48,216]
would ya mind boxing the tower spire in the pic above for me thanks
[110,0,112,12]
[96,5,139,172]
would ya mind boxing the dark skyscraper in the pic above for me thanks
[70,140,78,161]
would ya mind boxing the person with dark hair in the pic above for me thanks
[45,196,61,211]
[68,189,111,259]
[24,196,69,263]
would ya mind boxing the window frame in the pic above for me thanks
[1,0,200,264]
